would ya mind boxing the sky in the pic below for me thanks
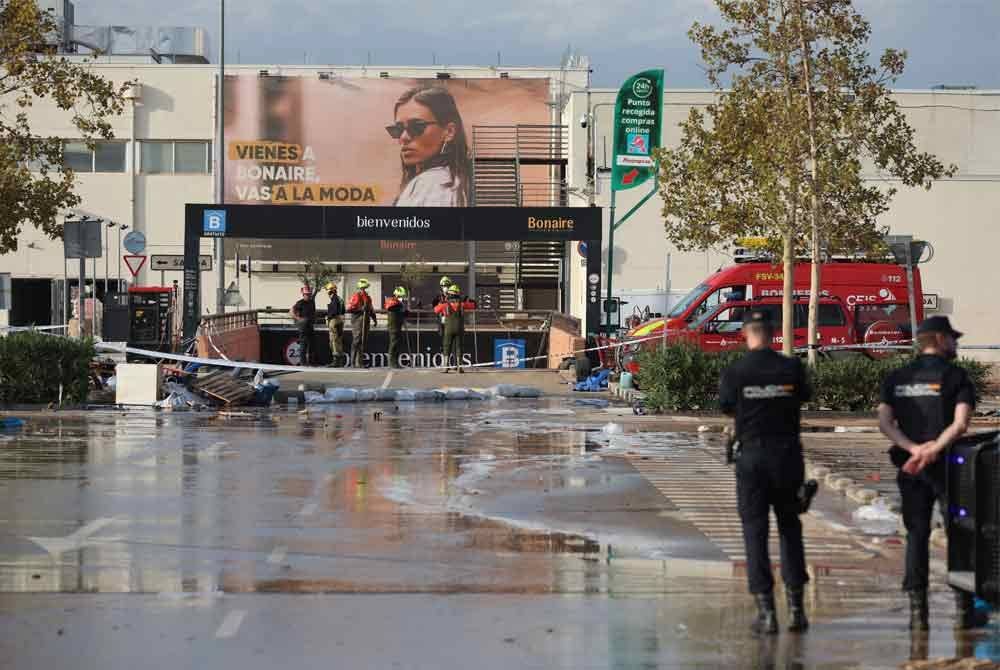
[74,0,1000,89]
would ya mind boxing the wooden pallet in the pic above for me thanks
[191,372,256,406]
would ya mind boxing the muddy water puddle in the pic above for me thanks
[0,403,707,595]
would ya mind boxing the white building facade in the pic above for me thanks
[3,59,999,357]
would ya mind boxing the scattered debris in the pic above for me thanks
[0,417,25,431]
[574,369,610,392]
[852,498,899,536]
[190,371,257,406]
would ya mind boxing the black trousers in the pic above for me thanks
[387,327,402,367]
[443,327,463,369]
[296,325,313,366]
[736,440,809,594]
[898,466,946,592]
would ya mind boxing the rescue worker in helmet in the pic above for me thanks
[347,278,377,368]
[431,276,453,352]
[384,286,409,369]
[324,282,346,367]
[289,285,317,366]
[434,284,476,373]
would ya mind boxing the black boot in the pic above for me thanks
[909,589,929,631]
[955,590,990,630]
[787,587,809,632]
[751,592,779,635]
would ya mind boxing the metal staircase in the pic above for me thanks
[470,125,569,310]
[471,158,519,206]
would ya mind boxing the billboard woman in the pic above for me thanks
[388,87,472,207]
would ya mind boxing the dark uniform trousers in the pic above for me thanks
[297,322,314,366]
[443,322,463,368]
[898,465,946,592]
[736,438,809,594]
[387,312,404,368]
[350,314,369,368]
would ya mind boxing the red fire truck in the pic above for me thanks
[619,261,922,372]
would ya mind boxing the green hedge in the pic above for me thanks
[0,332,95,405]
[635,344,992,413]
[634,345,741,411]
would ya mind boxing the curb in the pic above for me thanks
[805,459,904,535]
[609,382,644,405]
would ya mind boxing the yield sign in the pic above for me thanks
[123,255,147,277]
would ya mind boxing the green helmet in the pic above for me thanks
[393,286,407,298]
[439,276,452,288]
[356,278,370,290]
[447,285,461,296]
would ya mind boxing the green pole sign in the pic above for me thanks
[604,68,664,334]
[611,69,664,192]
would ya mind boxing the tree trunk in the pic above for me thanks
[797,0,822,367]
[782,233,795,357]
[807,217,821,364]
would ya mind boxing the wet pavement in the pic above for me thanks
[1,401,998,668]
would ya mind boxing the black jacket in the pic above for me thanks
[719,349,811,443]
[326,295,345,319]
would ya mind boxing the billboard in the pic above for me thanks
[223,76,552,207]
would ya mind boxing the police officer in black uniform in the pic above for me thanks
[877,316,986,630]
[719,310,811,635]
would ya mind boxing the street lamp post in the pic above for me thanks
[215,0,226,314]
[118,224,128,291]
[105,221,111,295]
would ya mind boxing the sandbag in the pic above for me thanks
[441,388,469,401]
[324,387,358,403]
[374,388,397,402]
[356,389,377,402]
[493,384,520,398]
[395,389,419,401]
[304,391,325,404]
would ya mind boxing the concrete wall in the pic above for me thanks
[547,312,585,368]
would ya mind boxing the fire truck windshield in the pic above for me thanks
[668,283,710,318]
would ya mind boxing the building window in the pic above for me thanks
[61,140,127,173]
[141,141,172,174]
[95,142,126,172]
[0,273,9,310]
[140,140,212,174]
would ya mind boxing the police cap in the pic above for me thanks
[917,315,963,340]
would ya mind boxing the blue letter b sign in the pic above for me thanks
[203,210,226,235]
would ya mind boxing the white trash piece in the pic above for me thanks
[601,422,624,435]
[324,387,358,403]
[115,363,162,405]
[852,498,899,536]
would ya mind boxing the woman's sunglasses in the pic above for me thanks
[386,119,438,139]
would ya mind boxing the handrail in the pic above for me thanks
[200,310,258,333]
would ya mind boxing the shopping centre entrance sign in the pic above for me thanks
[183,204,603,340]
